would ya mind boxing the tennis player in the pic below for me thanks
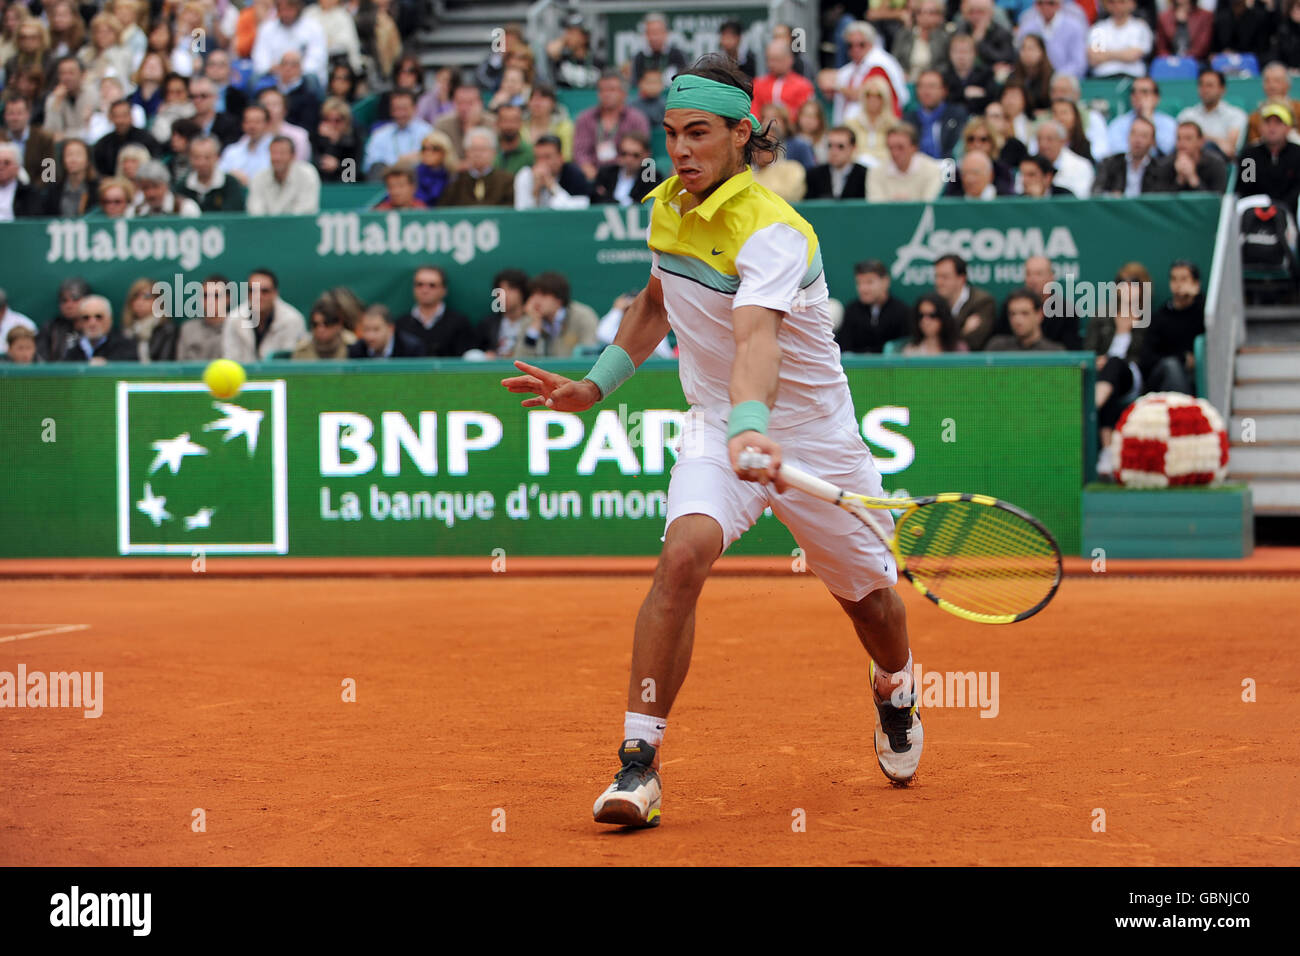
[502,54,922,829]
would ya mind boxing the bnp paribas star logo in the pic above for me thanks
[115,382,288,554]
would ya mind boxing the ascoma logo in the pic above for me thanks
[891,206,1080,287]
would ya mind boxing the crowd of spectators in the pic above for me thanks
[0,261,663,365]
[0,4,690,217]
[837,251,1201,370]
[831,248,1207,470]
[791,3,1299,213]
[3,2,1297,222]
[0,0,1268,446]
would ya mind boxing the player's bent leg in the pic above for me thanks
[768,412,924,785]
[836,588,923,784]
[593,514,723,828]
[836,586,909,671]
[769,492,924,782]
[627,513,723,721]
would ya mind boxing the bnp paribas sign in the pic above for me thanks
[27,362,1086,558]
[115,382,288,555]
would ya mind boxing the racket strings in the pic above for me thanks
[895,500,1060,617]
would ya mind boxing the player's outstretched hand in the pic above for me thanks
[501,360,601,411]
[729,433,787,492]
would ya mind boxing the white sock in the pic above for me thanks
[624,711,666,748]
[872,650,914,706]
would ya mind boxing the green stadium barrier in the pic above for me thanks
[1082,483,1253,558]
[319,183,389,211]
[557,88,598,119]
[351,93,380,135]
[0,354,1091,558]
[1,195,1219,338]
[649,124,667,158]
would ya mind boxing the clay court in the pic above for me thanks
[1,562,1297,866]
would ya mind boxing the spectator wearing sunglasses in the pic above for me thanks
[411,129,453,205]
[902,294,967,356]
[293,295,351,361]
[805,126,868,199]
[93,175,134,217]
[943,117,1016,196]
[591,131,658,205]
[59,294,138,363]
[396,265,477,357]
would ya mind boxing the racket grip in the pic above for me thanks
[737,450,845,504]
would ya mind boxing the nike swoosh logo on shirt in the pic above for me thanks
[711,248,723,255]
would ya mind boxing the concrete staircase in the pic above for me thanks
[415,1,534,72]
[1229,305,1300,515]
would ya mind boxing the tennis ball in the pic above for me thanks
[203,359,246,399]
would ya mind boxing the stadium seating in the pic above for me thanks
[1211,53,1260,78]
[1149,57,1200,82]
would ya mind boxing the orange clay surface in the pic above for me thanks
[1,574,1297,866]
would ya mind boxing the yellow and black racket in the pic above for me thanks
[737,452,1062,624]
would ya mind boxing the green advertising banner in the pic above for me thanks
[0,196,1219,338]
[0,356,1088,559]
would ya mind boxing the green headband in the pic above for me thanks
[665,74,759,130]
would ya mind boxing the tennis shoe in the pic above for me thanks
[593,738,662,828]
[871,660,923,784]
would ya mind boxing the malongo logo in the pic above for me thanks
[46,220,223,271]
[314,212,500,264]
[891,206,1081,286]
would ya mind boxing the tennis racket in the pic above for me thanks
[737,451,1062,624]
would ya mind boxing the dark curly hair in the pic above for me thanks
[675,53,783,167]
[910,293,960,352]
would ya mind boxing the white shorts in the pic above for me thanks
[663,405,898,602]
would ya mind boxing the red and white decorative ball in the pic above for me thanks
[1111,393,1230,488]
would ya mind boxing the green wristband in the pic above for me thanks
[583,344,637,400]
[727,400,770,440]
